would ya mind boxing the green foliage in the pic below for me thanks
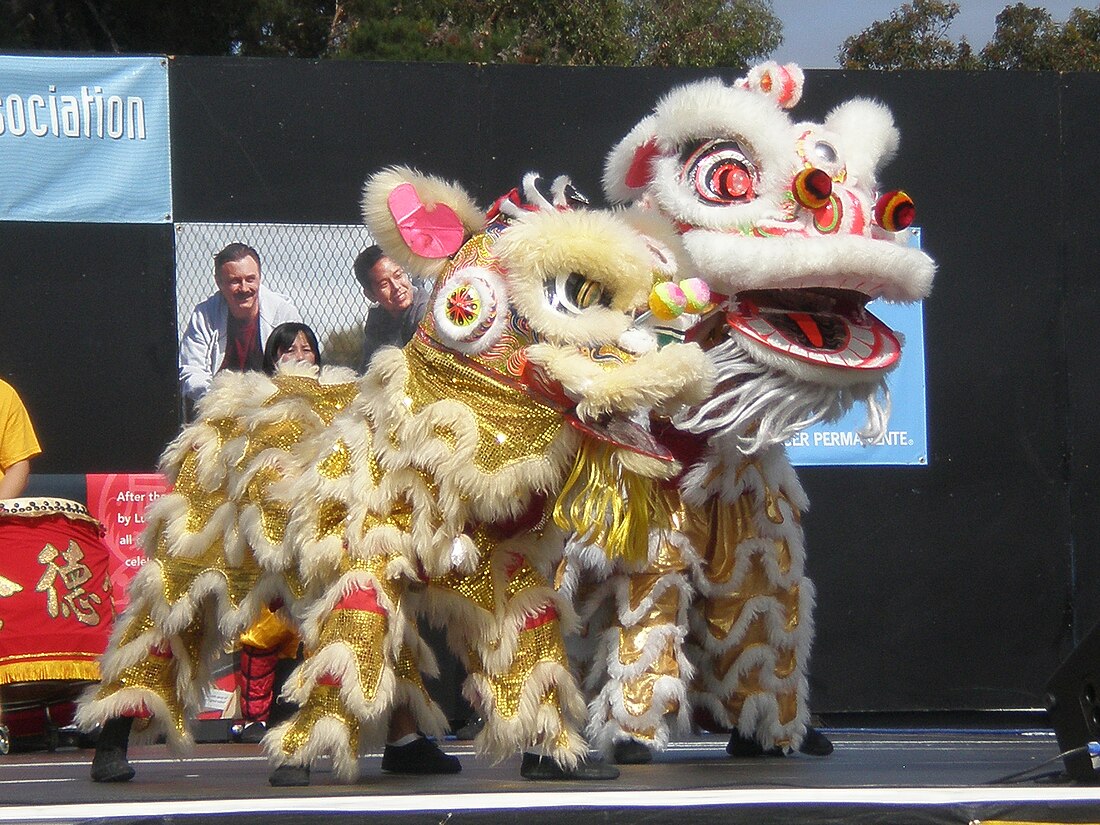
[980,3,1100,70]
[0,0,781,68]
[630,0,782,68]
[838,0,976,69]
[839,1,1100,71]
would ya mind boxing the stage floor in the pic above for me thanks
[3,728,1100,824]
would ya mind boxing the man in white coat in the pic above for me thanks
[179,242,301,408]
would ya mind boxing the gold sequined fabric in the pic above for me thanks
[403,336,563,474]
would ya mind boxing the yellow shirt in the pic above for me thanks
[0,379,41,480]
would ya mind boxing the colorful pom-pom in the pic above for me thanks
[679,278,710,313]
[793,167,833,210]
[649,281,687,320]
[875,190,915,232]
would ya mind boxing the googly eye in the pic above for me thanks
[682,140,759,206]
[545,272,613,315]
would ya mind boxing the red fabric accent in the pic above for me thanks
[651,422,709,487]
[485,494,547,542]
[485,188,523,222]
[237,644,279,722]
[522,604,558,631]
[334,585,386,615]
[317,673,342,687]
[625,139,661,189]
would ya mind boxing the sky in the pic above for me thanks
[770,0,1090,67]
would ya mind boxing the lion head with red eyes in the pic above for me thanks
[604,62,936,449]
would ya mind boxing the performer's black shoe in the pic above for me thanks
[269,764,310,786]
[234,721,267,744]
[381,737,461,774]
[90,717,135,783]
[798,726,834,756]
[454,715,484,740]
[612,738,653,764]
[520,752,620,780]
[725,726,834,758]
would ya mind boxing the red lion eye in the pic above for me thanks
[710,164,754,200]
[683,140,759,205]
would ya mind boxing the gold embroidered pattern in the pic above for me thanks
[317,440,352,479]
[267,375,358,425]
[403,337,563,474]
[100,652,186,737]
[316,498,348,540]
[280,683,361,756]
[159,537,261,607]
[316,608,388,702]
[174,453,228,534]
[247,466,289,545]
[482,618,565,719]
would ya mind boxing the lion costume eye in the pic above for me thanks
[544,272,613,315]
[682,139,758,205]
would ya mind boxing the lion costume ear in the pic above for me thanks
[361,165,485,280]
[602,115,661,204]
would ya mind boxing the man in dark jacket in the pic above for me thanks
[354,245,430,372]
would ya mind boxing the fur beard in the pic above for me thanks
[673,335,891,456]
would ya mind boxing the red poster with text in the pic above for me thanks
[85,473,172,614]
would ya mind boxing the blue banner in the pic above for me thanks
[0,55,170,223]
[787,228,930,467]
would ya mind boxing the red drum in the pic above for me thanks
[0,498,114,749]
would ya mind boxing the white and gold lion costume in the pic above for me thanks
[77,168,712,784]
[563,63,936,762]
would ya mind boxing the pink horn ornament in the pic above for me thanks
[874,190,916,232]
[792,167,833,210]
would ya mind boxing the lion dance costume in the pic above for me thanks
[77,168,712,784]
[563,63,936,762]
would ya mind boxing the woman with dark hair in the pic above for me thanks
[262,322,321,375]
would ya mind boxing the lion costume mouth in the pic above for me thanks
[728,288,900,371]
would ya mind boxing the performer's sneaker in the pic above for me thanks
[269,764,310,786]
[612,739,653,764]
[725,726,834,758]
[381,737,461,774]
[520,753,620,780]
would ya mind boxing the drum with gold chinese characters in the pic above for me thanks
[0,498,114,751]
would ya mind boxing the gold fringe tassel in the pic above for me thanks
[552,440,669,564]
[0,660,101,687]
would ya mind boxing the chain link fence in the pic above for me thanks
[174,222,375,370]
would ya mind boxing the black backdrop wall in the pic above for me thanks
[1,58,1094,716]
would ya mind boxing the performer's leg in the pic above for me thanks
[433,546,617,780]
[265,565,452,785]
[79,567,231,783]
[579,519,696,764]
[684,455,828,756]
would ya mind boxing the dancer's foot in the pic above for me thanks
[520,752,620,780]
[798,726,834,756]
[381,737,461,774]
[269,764,310,786]
[453,716,484,740]
[725,725,834,757]
[612,738,653,764]
[232,721,267,744]
[90,717,135,782]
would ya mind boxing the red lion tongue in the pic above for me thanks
[789,312,825,348]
